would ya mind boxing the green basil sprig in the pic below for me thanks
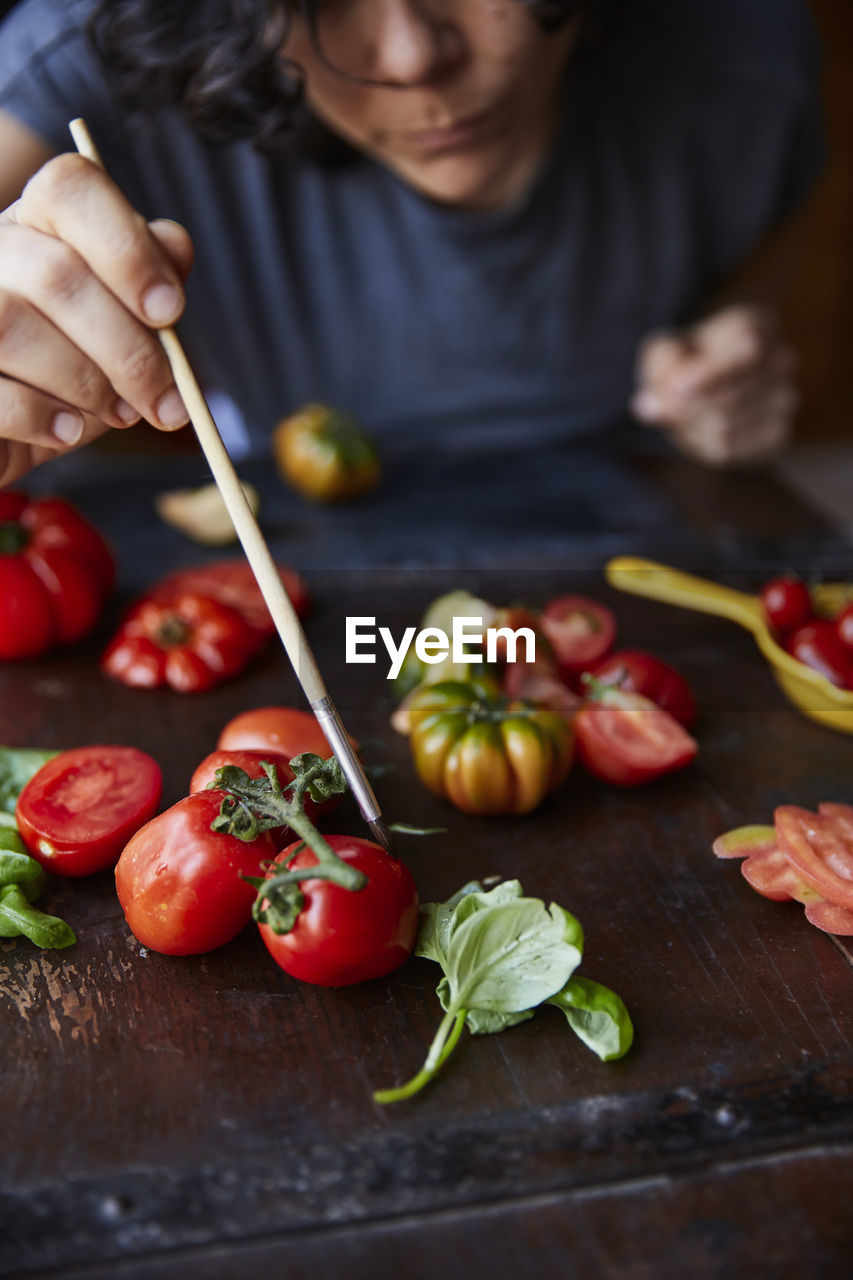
[0,745,58,814]
[374,880,632,1104]
[0,814,75,950]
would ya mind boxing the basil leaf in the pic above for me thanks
[417,879,525,969]
[0,746,58,814]
[443,899,582,1015]
[548,975,634,1061]
[466,1008,535,1036]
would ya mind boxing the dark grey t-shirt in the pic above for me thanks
[0,0,823,459]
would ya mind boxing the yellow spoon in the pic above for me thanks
[605,557,853,734]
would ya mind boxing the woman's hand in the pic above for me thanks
[0,153,193,486]
[631,306,799,466]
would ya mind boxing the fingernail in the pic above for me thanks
[51,411,84,446]
[114,397,140,425]
[142,282,182,324]
[631,390,662,421]
[155,387,189,428]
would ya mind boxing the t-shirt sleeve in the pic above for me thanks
[0,0,111,153]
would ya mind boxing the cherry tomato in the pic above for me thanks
[584,649,697,728]
[574,687,698,787]
[785,621,853,688]
[16,745,162,877]
[217,706,337,759]
[835,603,853,653]
[759,575,813,637]
[0,491,114,658]
[101,592,261,693]
[149,560,310,638]
[115,789,279,955]
[540,595,616,681]
[258,836,419,987]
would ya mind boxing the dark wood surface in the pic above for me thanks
[2,455,853,1280]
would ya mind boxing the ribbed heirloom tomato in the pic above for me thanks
[0,492,114,659]
[407,678,574,815]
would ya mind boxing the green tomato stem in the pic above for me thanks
[373,1007,468,1105]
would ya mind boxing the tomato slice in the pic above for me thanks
[574,690,697,786]
[740,846,820,903]
[16,745,162,877]
[774,805,853,910]
[150,560,310,636]
[804,898,853,935]
[540,595,616,679]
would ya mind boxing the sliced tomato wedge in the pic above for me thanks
[804,898,853,935]
[150,560,310,636]
[774,805,853,911]
[574,688,697,787]
[740,846,821,903]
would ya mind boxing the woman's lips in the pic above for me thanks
[404,105,502,155]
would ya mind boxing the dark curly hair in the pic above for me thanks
[88,0,610,152]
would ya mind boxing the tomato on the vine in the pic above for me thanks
[0,492,114,659]
[16,745,162,877]
[540,595,616,681]
[574,686,697,787]
[584,649,697,728]
[257,835,418,987]
[189,748,331,829]
[115,789,279,955]
[101,592,261,693]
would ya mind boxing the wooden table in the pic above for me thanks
[2,448,852,1279]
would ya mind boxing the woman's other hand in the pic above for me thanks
[631,305,799,465]
[0,138,193,486]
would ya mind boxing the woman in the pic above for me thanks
[0,0,821,488]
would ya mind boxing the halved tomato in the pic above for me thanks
[574,687,697,787]
[540,595,616,681]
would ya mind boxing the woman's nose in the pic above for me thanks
[364,1,468,86]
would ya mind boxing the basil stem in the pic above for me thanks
[373,1007,468,1104]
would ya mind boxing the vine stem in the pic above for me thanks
[372,1007,468,1105]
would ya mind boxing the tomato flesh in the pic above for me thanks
[574,692,697,786]
[16,745,162,876]
[258,836,419,987]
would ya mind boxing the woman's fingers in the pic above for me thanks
[0,222,189,430]
[13,154,186,328]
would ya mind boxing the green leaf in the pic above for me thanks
[548,975,634,1060]
[289,752,348,802]
[0,746,59,814]
[416,880,525,969]
[443,898,582,1016]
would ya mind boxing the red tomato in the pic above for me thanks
[101,592,261,693]
[115,789,279,955]
[149,560,310,638]
[217,706,338,759]
[502,649,579,718]
[574,688,698,786]
[540,595,616,681]
[835,603,853,653]
[258,836,419,987]
[16,745,162,877]
[584,649,697,728]
[759,575,813,637]
[785,621,853,688]
[0,492,114,658]
[188,747,333,838]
